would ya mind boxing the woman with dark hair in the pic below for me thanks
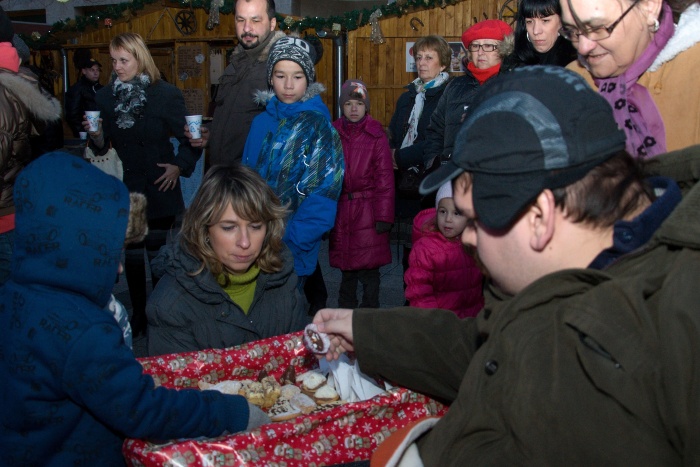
[86,32,202,337]
[146,163,306,356]
[505,0,577,67]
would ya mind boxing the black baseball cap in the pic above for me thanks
[79,57,102,69]
[420,66,626,230]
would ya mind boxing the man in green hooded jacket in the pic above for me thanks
[313,66,700,465]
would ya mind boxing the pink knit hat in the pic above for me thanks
[461,20,513,48]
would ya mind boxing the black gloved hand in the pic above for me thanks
[375,222,393,234]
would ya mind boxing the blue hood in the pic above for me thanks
[254,82,331,121]
[12,151,130,307]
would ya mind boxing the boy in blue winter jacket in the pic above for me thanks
[242,36,344,286]
[0,152,268,466]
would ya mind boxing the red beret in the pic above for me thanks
[461,20,513,48]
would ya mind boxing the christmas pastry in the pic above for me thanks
[313,384,340,404]
[242,381,265,407]
[301,372,326,396]
[290,393,317,414]
[197,380,242,395]
[261,376,282,408]
[280,384,301,400]
[268,399,302,422]
[280,364,296,385]
[303,323,331,354]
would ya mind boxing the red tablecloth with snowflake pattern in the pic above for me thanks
[123,331,446,466]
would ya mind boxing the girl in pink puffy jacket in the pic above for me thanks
[405,181,484,318]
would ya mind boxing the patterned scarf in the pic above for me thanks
[401,71,450,149]
[112,72,150,129]
[594,3,673,159]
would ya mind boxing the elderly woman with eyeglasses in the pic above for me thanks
[422,21,513,187]
[563,0,700,158]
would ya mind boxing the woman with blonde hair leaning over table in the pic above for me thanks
[146,163,307,356]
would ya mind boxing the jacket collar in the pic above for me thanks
[253,81,326,106]
[231,30,287,64]
[649,3,700,72]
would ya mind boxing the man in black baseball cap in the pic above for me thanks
[65,52,103,137]
[312,66,700,464]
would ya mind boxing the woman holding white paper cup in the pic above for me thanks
[85,32,202,337]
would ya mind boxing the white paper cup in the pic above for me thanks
[85,111,100,132]
[79,131,88,140]
[185,115,203,139]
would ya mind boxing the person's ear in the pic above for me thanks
[270,16,277,31]
[640,0,663,27]
[528,190,556,252]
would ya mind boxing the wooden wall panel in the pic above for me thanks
[60,0,506,133]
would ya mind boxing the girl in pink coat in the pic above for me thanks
[405,181,484,317]
[330,80,395,308]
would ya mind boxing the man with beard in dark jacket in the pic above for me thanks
[65,53,103,138]
[188,0,285,167]
[313,67,700,465]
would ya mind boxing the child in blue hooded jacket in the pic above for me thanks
[242,36,344,285]
[0,152,268,466]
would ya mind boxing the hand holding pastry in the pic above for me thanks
[312,308,355,361]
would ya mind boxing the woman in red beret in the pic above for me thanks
[421,20,513,204]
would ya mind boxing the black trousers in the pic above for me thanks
[304,261,328,315]
[338,268,380,309]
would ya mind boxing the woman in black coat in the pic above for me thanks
[87,32,201,336]
[387,35,451,287]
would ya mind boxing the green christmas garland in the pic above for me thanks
[22,0,460,48]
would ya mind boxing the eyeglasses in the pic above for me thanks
[559,0,640,42]
[468,43,499,52]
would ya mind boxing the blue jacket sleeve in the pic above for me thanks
[63,321,251,440]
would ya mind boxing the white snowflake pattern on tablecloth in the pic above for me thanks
[125,331,447,466]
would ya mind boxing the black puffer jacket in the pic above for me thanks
[146,239,308,356]
[65,75,103,137]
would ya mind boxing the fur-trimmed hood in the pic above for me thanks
[253,81,326,106]
[649,2,700,71]
[499,33,515,59]
[0,70,61,122]
[231,30,287,64]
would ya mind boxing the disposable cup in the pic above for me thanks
[79,131,88,140]
[85,111,100,132]
[185,115,203,139]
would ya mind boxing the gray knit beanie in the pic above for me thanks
[267,36,316,84]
